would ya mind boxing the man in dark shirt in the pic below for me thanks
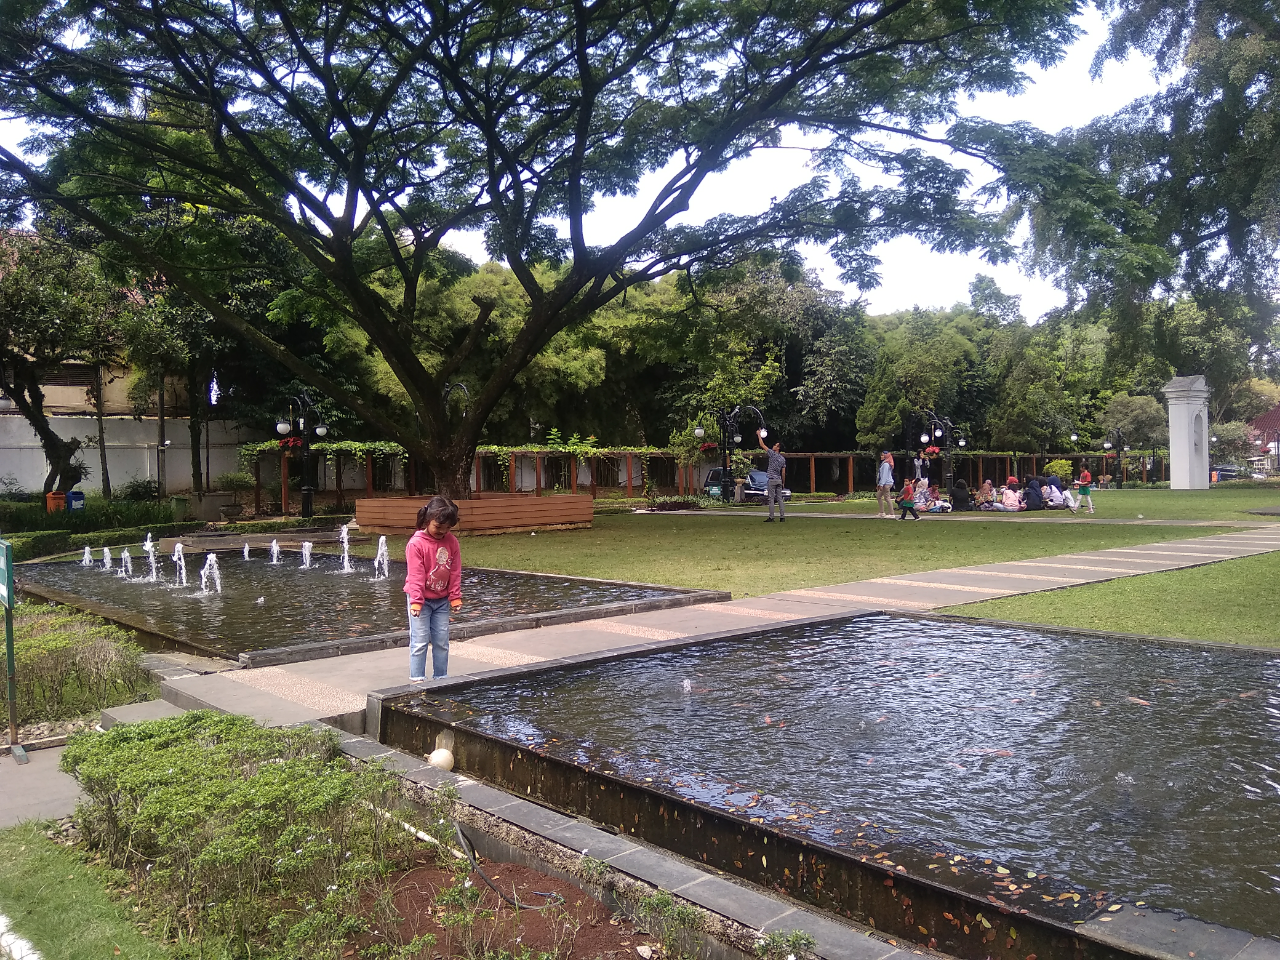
[757,429,786,522]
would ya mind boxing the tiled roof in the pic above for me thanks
[1249,404,1280,433]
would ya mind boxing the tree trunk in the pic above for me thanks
[188,361,203,498]
[429,446,476,500]
[93,363,112,499]
[2,370,83,493]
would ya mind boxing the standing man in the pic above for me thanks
[876,450,895,518]
[913,450,929,484]
[758,429,787,523]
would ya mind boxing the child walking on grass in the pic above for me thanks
[896,478,920,521]
[404,496,463,681]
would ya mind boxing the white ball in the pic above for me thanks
[428,748,455,771]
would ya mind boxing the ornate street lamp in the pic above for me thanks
[276,392,328,519]
[920,410,963,495]
[698,406,767,501]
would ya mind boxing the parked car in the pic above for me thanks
[702,468,792,502]
[1211,464,1240,481]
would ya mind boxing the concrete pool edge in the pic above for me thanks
[364,612,1280,960]
[372,702,1280,960]
[14,563,729,666]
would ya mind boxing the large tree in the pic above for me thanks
[0,231,130,491]
[0,0,1082,496]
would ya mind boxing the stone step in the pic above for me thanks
[100,700,189,729]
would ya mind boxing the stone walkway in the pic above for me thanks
[150,526,1280,728]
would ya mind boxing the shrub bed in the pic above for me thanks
[0,602,154,725]
[61,713,428,959]
[0,496,181,534]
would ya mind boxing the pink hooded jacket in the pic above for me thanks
[403,529,462,604]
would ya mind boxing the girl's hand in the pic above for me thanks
[410,603,422,617]
[450,599,463,611]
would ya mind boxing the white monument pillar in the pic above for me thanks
[1162,376,1211,489]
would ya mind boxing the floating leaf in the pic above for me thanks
[919,926,929,935]
[1107,905,1122,912]
[996,866,1010,875]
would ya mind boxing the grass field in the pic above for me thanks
[945,551,1280,647]
[351,513,1231,597]
[0,823,166,960]
[778,487,1280,521]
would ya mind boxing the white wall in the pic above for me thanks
[0,411,265,494]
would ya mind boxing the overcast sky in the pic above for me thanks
[0,7,1163,321]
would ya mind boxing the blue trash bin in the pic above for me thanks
[66,491,86,511]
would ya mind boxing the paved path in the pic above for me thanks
[0,747,80,828]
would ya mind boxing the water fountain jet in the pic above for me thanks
[243,542,250,561]
[269,540,281,564]
[300,541,313,569]
[118,548,133,578]
[339,524,354,573]
[200,553,222,595]
[81,547,93,567]
[172,542,188,587]
[143,536,158,583]
[101,546,112,572]
[372,536,390,580]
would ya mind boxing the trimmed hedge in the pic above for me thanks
[68,522,206,550]
[1,601,154,725]
[7,531,71,561]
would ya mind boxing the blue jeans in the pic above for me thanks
[408,597,450,680]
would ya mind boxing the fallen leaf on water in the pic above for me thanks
[918,926,929,935]
[1127,697,1151,706]
[1108,905,1122,912]
[996,866,1010,874]
[1092,700,1102,707]
[1240,691,1257,698]
[1100,917,1113,923]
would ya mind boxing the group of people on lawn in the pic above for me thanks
[875,450,1096,520]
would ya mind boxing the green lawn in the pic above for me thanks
[778,486,1280,521]
[352,513,1231,597]
[0,823,167,960]
[946,550,1280,647]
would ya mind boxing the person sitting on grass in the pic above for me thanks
[975,480,995,509]
[926,483,952,512]
[404,496,463,682]
[1045,481,1067,509]
[952,479,972,511]
[896,478,920,520]
[994,481,1024,512]
[1023,476,1044,510]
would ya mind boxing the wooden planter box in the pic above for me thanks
[355,494,594,536]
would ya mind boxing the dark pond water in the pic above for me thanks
[18,550,675,656]
[437,615,1280,935]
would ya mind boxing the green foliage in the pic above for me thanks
[755,930,818,960]
[0,0,1082,496]
[636,891,704,960]
[0,495,183,534]
[1044,459,1075,482]
[1209,421,1256,465]
[0,823,169,960]
[1102,393,1168,447]
[61,712,422,959]
[1,601,153,725]
[7,530,71,560]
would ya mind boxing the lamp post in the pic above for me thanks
[700,406,766,502]
[1101,429,1129,486]
[276,392,328,519]
[919,410,964,496]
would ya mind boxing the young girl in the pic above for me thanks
[1077,467,1095,514]
[404,496,463,681]
[896,479,920,520]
